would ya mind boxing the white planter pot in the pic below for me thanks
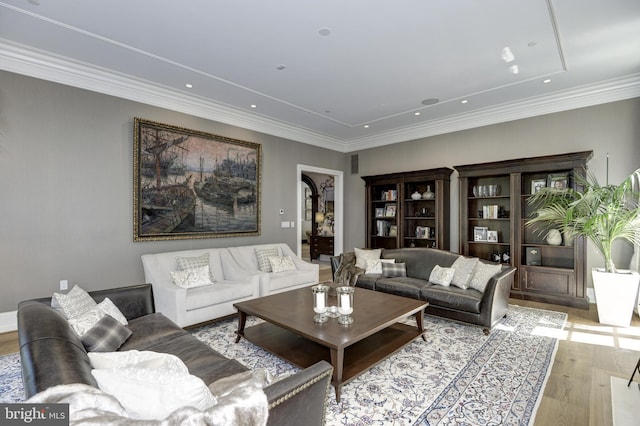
[592,268,640,327]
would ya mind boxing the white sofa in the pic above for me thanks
[226,243,319,296]
[141,248,260,328]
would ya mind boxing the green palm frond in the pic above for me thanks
[526,168,640,273]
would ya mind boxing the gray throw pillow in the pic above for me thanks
[81,315,132,352]
[382,262,407,278]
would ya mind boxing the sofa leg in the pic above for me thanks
[483,328,490,336]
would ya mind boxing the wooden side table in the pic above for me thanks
[310,235,334,260]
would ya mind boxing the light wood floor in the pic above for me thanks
[3,269,638,425]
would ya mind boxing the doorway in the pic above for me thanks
[296,165,343,264]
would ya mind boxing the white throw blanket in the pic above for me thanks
[27,369,271,426]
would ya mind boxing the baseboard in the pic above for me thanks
[0,311,17,333]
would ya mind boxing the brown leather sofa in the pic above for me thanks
[17,283,332,425]
[331,248,516,334]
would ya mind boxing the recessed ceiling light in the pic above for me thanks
[528,41,537,47]
[501,47,515,63]
[421,98,439,106]
[276,64,287,71]
[363,125,370,129]
[250,104,257,108]
[185,83,193,88]
[461,99,469,104]
[318,27,332,36]
[414,112,421,116]
[543,79,552,84]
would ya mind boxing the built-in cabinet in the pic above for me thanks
[362,168,453,250]
[455,151,593,309]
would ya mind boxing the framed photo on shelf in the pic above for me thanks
[375,207,385,218]
[473,226,488,242]
[487,230,498,243]
[531,178,546,194]
[384,203,397,217]
[547,173,569,190]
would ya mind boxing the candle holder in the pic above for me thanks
[311,284,329,323]
[336,286,354,325]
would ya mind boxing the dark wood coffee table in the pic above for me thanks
[234,286,427,402]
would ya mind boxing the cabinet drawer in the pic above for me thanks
[521,267,575,296]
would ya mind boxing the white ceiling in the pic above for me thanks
[1,0,639,152]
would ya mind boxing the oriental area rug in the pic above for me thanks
[0,304,566,425]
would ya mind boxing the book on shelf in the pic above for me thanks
[381,189,397,201]
[376,220,390,236]
[482,205,499,219]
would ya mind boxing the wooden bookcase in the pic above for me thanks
[362,168,453,250]
[455,151,593,309]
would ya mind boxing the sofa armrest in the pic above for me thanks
[263,361,333,426]
[479,265,516,328]
[280,244,319,274]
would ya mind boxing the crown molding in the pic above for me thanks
[1,39,639,154]
[343,73,640,152]
[0,39,345,152]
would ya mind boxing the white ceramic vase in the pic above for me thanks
[592,268,640,327]
[546,229,562,245]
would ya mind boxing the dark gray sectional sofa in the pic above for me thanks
[17,284,333,425]
[331,248,516,334]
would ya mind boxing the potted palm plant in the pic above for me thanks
[526,168,640,326]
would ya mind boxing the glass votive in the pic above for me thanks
[336,286,354,325]
[312,284,329,323]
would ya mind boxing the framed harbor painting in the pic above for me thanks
[133,118,261,241]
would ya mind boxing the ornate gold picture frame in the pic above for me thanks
[133,118,261,241]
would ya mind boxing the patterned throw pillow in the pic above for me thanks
[268,256,297,273]
[66,297,129,336]
[255,247,279,272]
[52,285,98,319]
[176,253,210,270]
[450,256,479,289]
[170,265,215,289]
[429,265,455,286]
[382,262,407,278]
[365,258,395,274]
[469,263,502,293]
[81,315,132,352]
[354,248,382,269]
[176,253,215,282]
[68,307,106,336]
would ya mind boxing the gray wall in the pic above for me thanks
[344,98,640,289]
[0,70,345,311]
[1,69,638,313]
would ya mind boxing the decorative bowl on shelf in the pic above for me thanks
[411,191,422,200]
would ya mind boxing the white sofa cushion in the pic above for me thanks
[185,282,255,311]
